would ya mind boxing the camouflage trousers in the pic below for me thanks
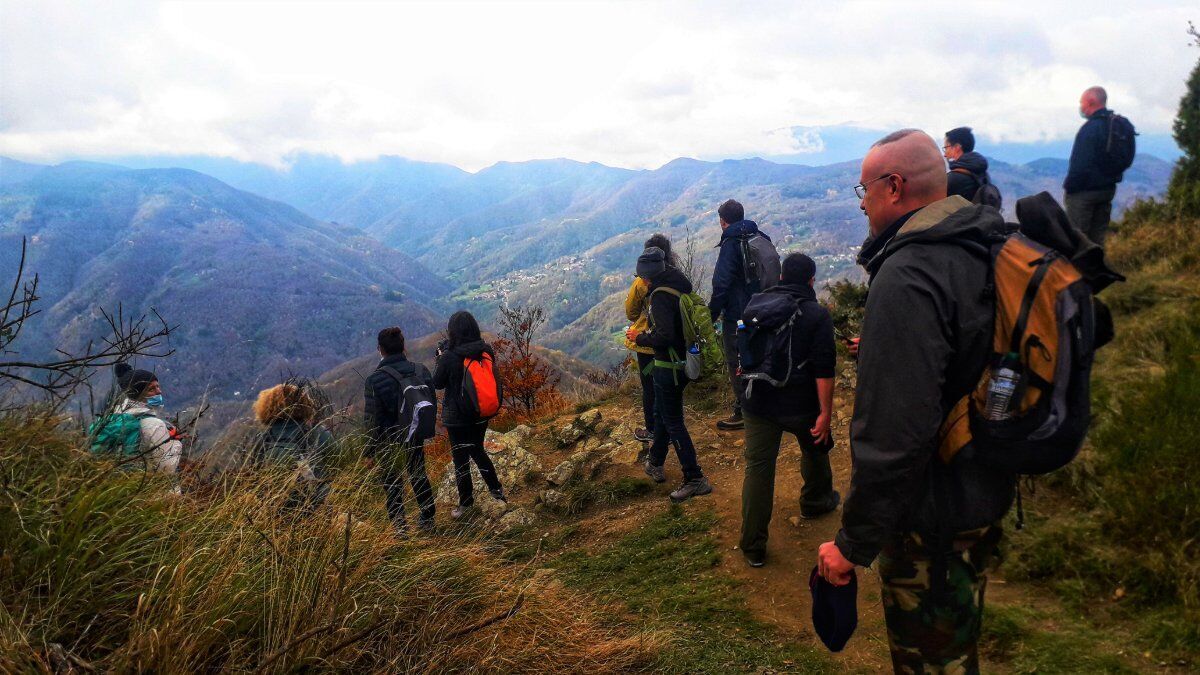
[876,526,1003,674]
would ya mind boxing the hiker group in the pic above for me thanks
[89,86,1133,673]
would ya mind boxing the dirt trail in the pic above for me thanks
[571,393,895,672]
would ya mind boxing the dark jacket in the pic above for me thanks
[741,282,836,420]
[254,419,333,475]
[946,151,991,202]
[433,340,495,427]
[709,219,769,322]
[635,266,693,362]
[1064,108,1124,194]
[364,354,435,456]
[835,196,1016,567]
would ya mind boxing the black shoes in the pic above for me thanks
[716,414,744,431]
[800,490,842,520]
[743,550,765,568]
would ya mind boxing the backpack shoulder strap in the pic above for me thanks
[380,365,418,386]
[650,286,682,298]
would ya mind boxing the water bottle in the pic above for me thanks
[736,319,745,332]
[984,353,1022,421]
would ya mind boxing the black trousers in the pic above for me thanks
[636,352,656,431]
[378,443,435,524]
[447,421,502,506]
[648,367,703,481]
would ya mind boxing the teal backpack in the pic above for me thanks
[648,287,725,381]
[89,412,152,457]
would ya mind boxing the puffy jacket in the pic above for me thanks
[254,419,333,479]
[835,196,1016,567]
[740,282,836,420]
[115,398,182,474]
[947,151,991,202]
[624,277,655,355]
[364,354,435,456]
[634,266,693,362]
[433,340,496,427]
[1064,108,1125,194]
[709,219,769,322]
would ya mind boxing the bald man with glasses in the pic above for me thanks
[818,129,1015,673]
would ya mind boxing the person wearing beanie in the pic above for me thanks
[95,362,183,474]
[738,253,839,568]
[624,235,677,445]
[626,244,713,503]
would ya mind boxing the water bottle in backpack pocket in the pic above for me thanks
[684,343,703,380]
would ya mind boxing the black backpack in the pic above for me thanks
[736,292,813,400]
[739,233,781,294]
[380,366,437,444]
[951,168,1003,210]
[1103,113,1137,174]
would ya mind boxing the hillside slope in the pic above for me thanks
[0,161,451,407]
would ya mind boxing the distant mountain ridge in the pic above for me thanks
[2,150,1173,375]
[0,160,451,409]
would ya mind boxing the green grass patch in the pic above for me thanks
[554,477,655,516]
[555,505,832,674]
[981,603,1137,673]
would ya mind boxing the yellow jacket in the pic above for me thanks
[624,277,654,354]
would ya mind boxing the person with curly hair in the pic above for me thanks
[251,381,334,516]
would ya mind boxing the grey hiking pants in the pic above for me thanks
[1064,187,1116,247]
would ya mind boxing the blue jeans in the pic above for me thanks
[649,366,703,480]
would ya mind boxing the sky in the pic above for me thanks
[1,1,1196,171]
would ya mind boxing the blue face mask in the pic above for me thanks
[145,394,165,408]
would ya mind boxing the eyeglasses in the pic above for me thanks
[854,173,906,200]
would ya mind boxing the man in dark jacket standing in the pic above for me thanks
[817,129,1014,673]
[943,127,991,202]
[739,253,839,568]
[1064,86,1129,247]
[364,327,437,533]
[628,246,713,502]
[709,199,773,431]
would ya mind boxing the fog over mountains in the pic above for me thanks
[0,149,1174,411]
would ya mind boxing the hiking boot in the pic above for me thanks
[451,504,474,520]
[670,476,713,503]
[743,550,765,568]
[417,515,436,533]
[716,414,744,431]
[644,462,666,484]
[490,489,507,503]
[800,490,842,520]
[633,427,653,442]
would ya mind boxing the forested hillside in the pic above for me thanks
[0,161,450,408]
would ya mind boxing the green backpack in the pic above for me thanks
[89,412,151,457]
[649,287,725,381]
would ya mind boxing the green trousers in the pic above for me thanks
[739,411,835,558]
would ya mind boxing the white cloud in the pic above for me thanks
[0,0,1194,170]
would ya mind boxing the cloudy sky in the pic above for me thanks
[1,1,1195,170]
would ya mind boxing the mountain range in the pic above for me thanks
[0,149,1174,419]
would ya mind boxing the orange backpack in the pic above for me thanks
[461,352,502,420]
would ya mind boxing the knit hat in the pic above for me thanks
[782,253,817,284]
[116,362,157,399]
[809,565,858,652]
[636,246,666,279]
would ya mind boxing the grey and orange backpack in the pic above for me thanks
[938,192,1123,476]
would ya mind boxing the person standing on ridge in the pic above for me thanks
[738,253,839,568]
[626,246,713,503]
[364,326,438,534]
[708,199,779,431]
[1064,86,1137,247]
[624,234,679,444]
[816,129,1014,673]
[943,127,992,202]
[433,311,507,519]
